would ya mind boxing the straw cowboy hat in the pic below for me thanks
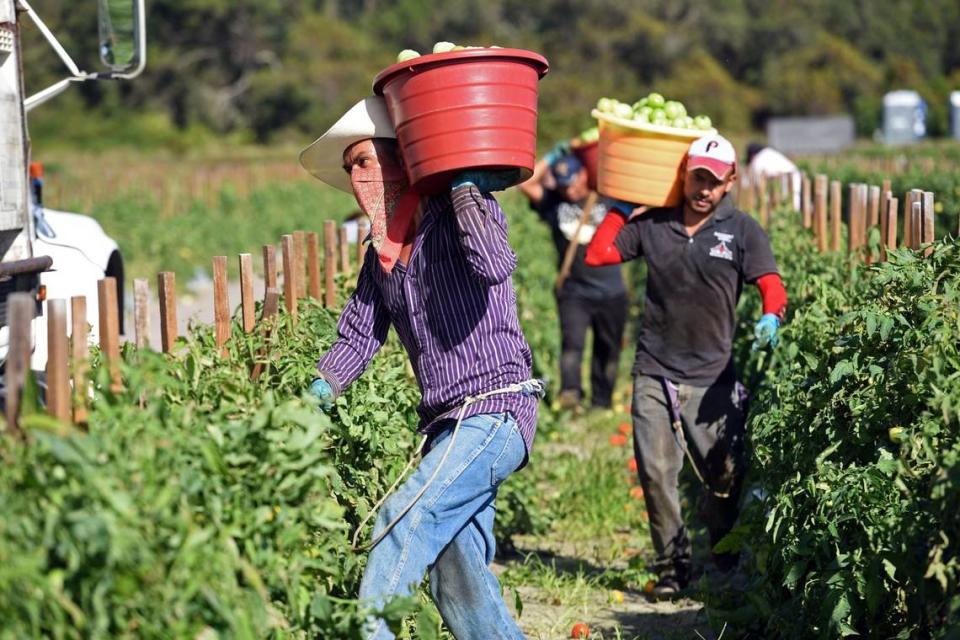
[299,96,397,193]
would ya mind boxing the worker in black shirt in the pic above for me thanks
[519,149,628,411]
[587,134,787,597]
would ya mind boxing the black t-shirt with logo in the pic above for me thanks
[613,196,779,385]
[534,190,626,300]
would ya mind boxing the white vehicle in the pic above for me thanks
[0,0,144,374]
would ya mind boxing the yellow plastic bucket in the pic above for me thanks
[592,109,716,207]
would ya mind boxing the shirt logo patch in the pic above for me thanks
[709,232,735,261]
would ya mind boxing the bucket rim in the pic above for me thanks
[373,48,550,95]
[592,109,716,140]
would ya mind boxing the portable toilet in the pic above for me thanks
[883,90,926,144]
[952,91,960,141]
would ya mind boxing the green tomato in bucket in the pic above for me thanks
[432,41,457,54]
[632,97,648,111]
[694,115,713,130]
[651,109,668,126]
[596,97,614,113]
[579,126,600,143]
[396,49,421,62]
[613,102,634,119]
[671,117,689,129]
[664,101,687,120]
[646,92,665,108]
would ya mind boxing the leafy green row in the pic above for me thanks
[0,297,430,639]
[714,213,960,638]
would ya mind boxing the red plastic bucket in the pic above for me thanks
[573,141,599,190]
[373,48,550,194]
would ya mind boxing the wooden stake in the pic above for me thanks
[97,277,122,393]
[261,287,280,324]
[814,175,828,253]
[307,231,321,300]
[70,296,89,425]
[281,234,298,326]
[911,202,922,250]
[357,221,369,267]
[339,226,351,276]
[922,191,935,256]
[293,230,306,299]
[263,244,277,293]
[847,183,858,256]
[745,175,757,213]
[867,186,881,230]
[802,174,812,228]
[213,256,231,354]
[133,278,150,349]
[881,179,892,200]
[250,287,280,382]
[905,189,923,250]
[46,299,69,423]
[5,293,33,436]
[239,253,255,333]
[324,220,338,308]
[830,180,842,252]
[157,272,177,353]
[857,184,869,254]
[883,197,898,259]
[880,191,892,258]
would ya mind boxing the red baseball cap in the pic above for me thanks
[686,134,737,179]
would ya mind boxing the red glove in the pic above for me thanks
[585,209,626,266]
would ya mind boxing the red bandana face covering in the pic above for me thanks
[351,162,420,273]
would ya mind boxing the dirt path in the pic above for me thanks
[489,410,720,640]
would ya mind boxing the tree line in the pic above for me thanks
[21,0,960,146]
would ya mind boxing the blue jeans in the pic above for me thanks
[359,412,527,640]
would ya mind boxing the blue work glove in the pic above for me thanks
[752,313,780,351]
[308,377,336,412]
[609,199,640,217]
[451,169,522,193]
[543,140,572,166]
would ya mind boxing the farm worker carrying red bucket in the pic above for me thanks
[585,134,788,598]
[299,94,544,640]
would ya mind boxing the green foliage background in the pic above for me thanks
[21,0,960,148]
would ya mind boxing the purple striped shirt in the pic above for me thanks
[316,185,539,456]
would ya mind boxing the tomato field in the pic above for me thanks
[2,148,960,638]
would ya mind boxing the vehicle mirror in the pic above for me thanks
[97,0,142,72]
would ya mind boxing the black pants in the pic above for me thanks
[557,292,628,407]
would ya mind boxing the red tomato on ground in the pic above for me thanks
[628,458,638,473]
[608,434,627,447]
[618,422,631,435]
[630,486,644,500]
[571,622,590,638]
